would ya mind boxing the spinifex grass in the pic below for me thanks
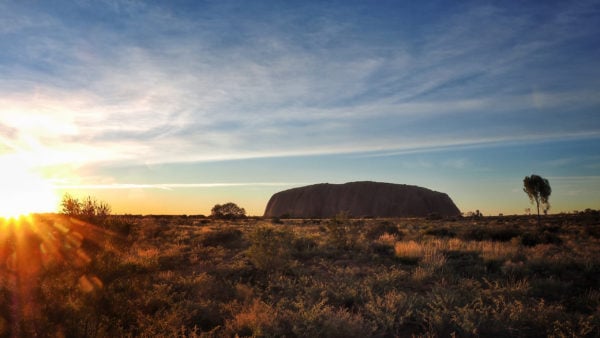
[0,214,597,337]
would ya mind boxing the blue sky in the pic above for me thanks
[0,0,599,215]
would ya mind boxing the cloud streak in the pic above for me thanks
[53,182,305,190]
[0,0,599,169]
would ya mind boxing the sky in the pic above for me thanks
[0,0,599,216]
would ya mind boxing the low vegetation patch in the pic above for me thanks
[0,214,598,337]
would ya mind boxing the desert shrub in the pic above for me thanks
[529,278,572,302]
[103,216,133,236]
[60,194,111,225]
[584,224,600,239]
[444,250,485,277]
[370,242,395,256]
[331,211,351,224]
[291,235,319,259]
[489,227,521,242]
[461,226,520,242]
[520,231,562,247]
[286,300,373,338]
[325,213,362,251]
[135,217,164,240]
[364,290,421,336]
[424,227,456,238]
[246,226,294,271]
[200,228,243,248]
[325,222,361,251]
[224,299,280,337]
[365,221,402,240]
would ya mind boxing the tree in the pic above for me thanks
[60,194,111,224]
[61,193,81,216]
[211,202,246,219]
[523,174,551,225]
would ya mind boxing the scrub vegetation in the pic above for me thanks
[0,211,599,337]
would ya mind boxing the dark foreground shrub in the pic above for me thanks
[365,221,402,240]
[520,231,563,247]
[200,228,243,248]
[104,216,133,236]
[424,227,456,238]
[461,226,520,242]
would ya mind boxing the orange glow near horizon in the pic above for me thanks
[0,214,109,333]
[0,159,60,218]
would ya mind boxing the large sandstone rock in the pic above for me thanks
[264,181,461,218]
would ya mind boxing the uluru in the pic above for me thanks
[264,181,461,218]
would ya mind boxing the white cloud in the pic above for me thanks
[1,1,599,168]
[54,182,305,190]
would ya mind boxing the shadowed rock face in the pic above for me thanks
[264,181,461,218]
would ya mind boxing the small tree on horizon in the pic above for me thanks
[211,202,246,219]
[523,174,551,225]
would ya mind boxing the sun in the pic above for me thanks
[0,159,59,218]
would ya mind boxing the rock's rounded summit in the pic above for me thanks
[263,181,460,218]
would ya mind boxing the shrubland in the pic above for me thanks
[0,213,598,337]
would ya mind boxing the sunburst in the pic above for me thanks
[0,159,59,219]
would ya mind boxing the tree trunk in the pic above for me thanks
[536,200,540,226]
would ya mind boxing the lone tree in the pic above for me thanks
[211,202,246,219]
[523,174,551,225]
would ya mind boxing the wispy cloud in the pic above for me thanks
[53,182,305,190]
[0,0,599,169]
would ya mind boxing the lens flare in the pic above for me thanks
[0,214,112,335]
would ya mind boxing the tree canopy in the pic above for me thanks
[211,202,246,219]
[523,174,551,224]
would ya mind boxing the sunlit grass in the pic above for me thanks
[0,213,117,336]
[0,214,598,336]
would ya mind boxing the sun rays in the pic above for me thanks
[0,214,113,335]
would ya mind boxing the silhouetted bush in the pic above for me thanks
[520,231,562,247]
[201,228,243,248]
[60,194,111,225]
[371,242,395,256]
[211,202,246,219]
[584,224,600,239]
[461,226,520,242]
[365,221,402,240]
[424,227,456,238]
